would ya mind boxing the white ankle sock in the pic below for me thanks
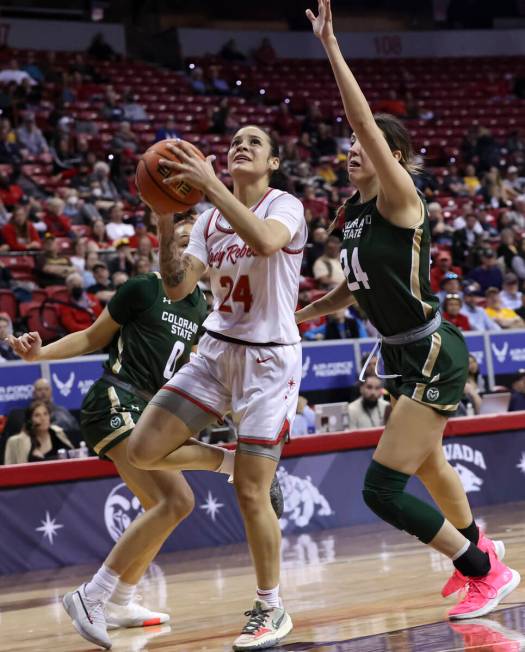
[216,449,235,477]
[84,564,119,602]
[256,585,280,608]
[451,540,470,561]
[110,579,137,606]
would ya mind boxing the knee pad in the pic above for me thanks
[362,460,410,532]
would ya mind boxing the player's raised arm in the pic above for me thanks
[306,0,420,227]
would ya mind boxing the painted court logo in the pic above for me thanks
[276,466,333,530]
[104,482,144,542]
[426,387,440,402]
[444,443,486,493]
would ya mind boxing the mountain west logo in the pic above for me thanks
[104,482,144,542]
[444,443,486,493]
[276,466,333,530]
[52,372,75,397]
[491,341,509,364]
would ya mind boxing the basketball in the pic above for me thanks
[135,139,205,214]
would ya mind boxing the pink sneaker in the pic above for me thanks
[449,618,525,651]
[448,544,520,619]
[441,536,505,598]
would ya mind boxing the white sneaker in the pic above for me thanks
[62,584,112,649]
[233,599,293,650]
[105,598,170,630]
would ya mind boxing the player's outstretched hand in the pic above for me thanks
[306,0,334,42]
[6,331,42,361]
[160,141,217,193]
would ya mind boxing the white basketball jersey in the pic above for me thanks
[186,188,307,344]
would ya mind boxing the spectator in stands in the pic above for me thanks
[43,197,72,238]
[35,233,74,286]
[23,53,44,83]
[507,196,525,231]
[316,123,338,157]
[468,353,486,393]
[59,272,102,333]
[108,238,134,276]
[503,165,524,197]
[460,285,500,331]
[89,218,111,249]
[313,236,345,290]
[101,86,124,121]
[134,234,159,270]
[376,89,407,117]
[129,221,158,249]
[16,112,49,158]
[0,172,23,208]
[291,396,315,435]
[301,103,324,138]
[70,237,87,274]
[304,225,328,275]
[475,127,501,172]
[219,38,246,62]
[111,120,139,154]
[0,124,23,166]
[430,251,462,293]
[83,249,100,286]
[467,247,503,293]
[4,400,74,464]
[481,166,511,207]
[1,205,41,250]
[437,272,462,304]
[105,203,135,243]
[508,369,525,412]
[516,292,525,322]
[457,379,482,417]
[0,313,19,361]
[452,212,483,267]
[208,65,231,96]
[497,228,519,270]
[133,256,152,276]
[112,270,129,290]
[155,116,179,142]
[347,375,389,429]
[189,67,210,95]
[87,33,117,61]
[91,161,120,203]
[511,237,525,281]
[442,294,471,331]
[254,38,277,66]
[0,59,36,86]
[428,202,453,246]
[442,164,468,197]
[463,164,481,196]
[87,262,115,304]
[500,273,522,311]
[122,91,148,122]
[274,102,300,137]
[484,287,524,329]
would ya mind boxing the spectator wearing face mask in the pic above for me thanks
[58,272,102,333]
[347,374,390,429]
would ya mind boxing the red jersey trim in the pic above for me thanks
[238,418,290,446]
[282,245,304,254]
[215,188,275,234]
[160,385,224,422]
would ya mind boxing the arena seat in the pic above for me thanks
[0,289,17,320]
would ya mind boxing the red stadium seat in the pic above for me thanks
[46,286,69,302]
[26,304,63,344]
[0,289,17,320]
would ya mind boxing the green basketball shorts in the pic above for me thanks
[80,379,148,458]
[382,320,468,416]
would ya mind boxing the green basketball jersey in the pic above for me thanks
[340,194,439,336]
[106,273,208,393]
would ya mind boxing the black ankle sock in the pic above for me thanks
[453,543,490,577]
[458,520,480,545]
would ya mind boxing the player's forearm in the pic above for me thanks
[295,281,356,324]
[322,35,375,135]
[158,217,194,300]
[205,179,276,256]
[37,330,98,360]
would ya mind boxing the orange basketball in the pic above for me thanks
[135,139,205,214]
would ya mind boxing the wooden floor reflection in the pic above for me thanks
[1,501,524,652]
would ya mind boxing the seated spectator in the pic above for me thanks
[89,218,112,249]
[189,67,210,95]
[122,91,148,122]
[1,377,79,460]
[502,165,523,199]
[430,251,462,293]
[467,248,503,293]
[208,65,231,96]
[316,123,338,157]
[134,234,159,270]
[91,161,120,203]
[155,116,179,143]
[511,237,525,281]
[105,203,135,243]
[87,33,116,61]
[0,313,19,361]
[484,287,524,329]
[443,164,468,196]
[219,38,246,62]
[43,197,72,237]
[4,400,73,464]
[347,375,389,429]
[1,205,41,251]
[463,164,481,195]
[274,102,300,137]
[83,249,100,287]
[456,380,482,416]
[128,222,158,249]
[23,53,44,83]
[0,121,23,164]
[428,202,453,246]
[442,294,471,331]
[87,262,115,304]
[108,238,134,276]
[304,226,328,275]
[35,233,75,286]
[0,59,37,86]
[437,272,462,304]
[59,272,102,333]
[112,270,129,290]
[70,237,88,274]
[16,112,49,158]
[302,307,359,341]
[134,256,152,276]
[0,172,23,208]
[508,369,525,412]
[468,353,486,393]
[291,396,316,435]
[302,185,329,223]
[500,273,522,310]
[461,285,500,331]
[452,212,483,266]
[497,228,519,270]
[313,236,345,290]
[101,86,124,121]
[375,90,407,117]
[111,120,139,153]
[254,37,277,65]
